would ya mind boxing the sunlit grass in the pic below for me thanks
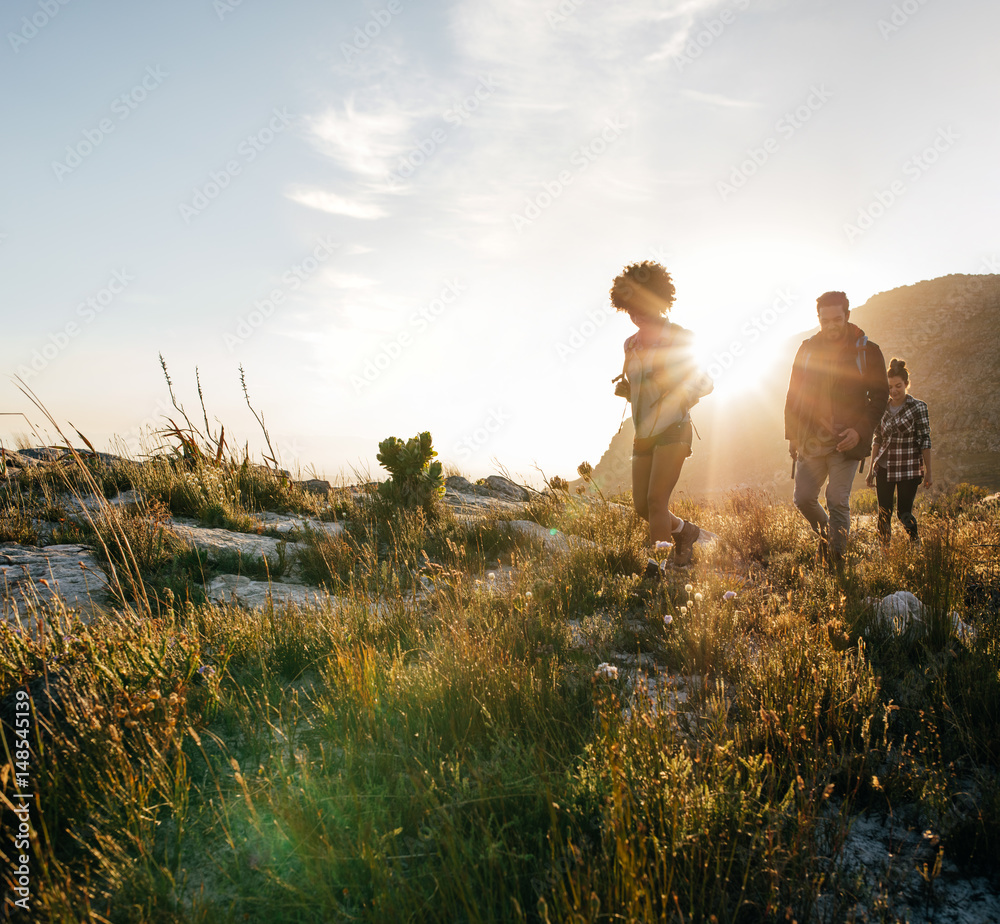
[2,451,999,922]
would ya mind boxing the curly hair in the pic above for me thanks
[887,357,909,384]
[610,261,676,316]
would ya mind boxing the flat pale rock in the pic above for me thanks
[257,512,345,539]
[205,574,338,610]
[444,490,525,515]
[205,574,325,607]
[170,522,285,559]
[63,490,144,516]
[0,543,108,621]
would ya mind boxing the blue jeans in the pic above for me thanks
[793,452,859,556]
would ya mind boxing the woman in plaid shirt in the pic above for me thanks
[865,358,932,545]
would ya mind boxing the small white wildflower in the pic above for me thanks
[723,590,737,601]
[663,614,673,626]
[594,662,618,680]
[654,540,673,551]
[685,583,693,593]
[679,606,687,615]
[694,592,703,602]
[487,572,496,581]
[525,591,533,599]
[687,599,694,608]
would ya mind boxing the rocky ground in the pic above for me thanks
[0,455,532,622]
[1,452,646,626]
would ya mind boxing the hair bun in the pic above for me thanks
[887,357,909,383]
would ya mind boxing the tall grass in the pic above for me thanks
[2,440,999,922]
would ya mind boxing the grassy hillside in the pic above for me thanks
[2,443,1000,923]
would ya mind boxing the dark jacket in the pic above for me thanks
[784,322,889,461]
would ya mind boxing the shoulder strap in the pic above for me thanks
[855,335,869,376]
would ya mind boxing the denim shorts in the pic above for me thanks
[632,419,693,458]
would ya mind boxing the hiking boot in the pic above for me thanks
[672,521,701,568]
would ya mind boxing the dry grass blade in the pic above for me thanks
[12,377,151,616]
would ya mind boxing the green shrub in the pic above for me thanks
[375,431,444,515]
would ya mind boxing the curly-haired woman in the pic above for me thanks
[865,357,932,545]
[611,261,713,567]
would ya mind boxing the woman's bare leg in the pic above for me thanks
[646,443,687,546]
[632,452,653,523]
[633,445,686,548]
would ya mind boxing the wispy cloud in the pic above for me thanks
[291,0,740,239]
[306,97,419,180]
[680,88,761,108]
[286,186,387,219]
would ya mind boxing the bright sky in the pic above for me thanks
[2,0,998,484]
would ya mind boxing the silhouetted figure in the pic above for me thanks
[611,261,712,568]
[784,291,888,565]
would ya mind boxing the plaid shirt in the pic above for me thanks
[872,395,931,481]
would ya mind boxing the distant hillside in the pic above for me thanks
[581,274,1000,498]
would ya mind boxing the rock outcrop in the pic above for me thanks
[1,469,581,617]
[0,543,109,621]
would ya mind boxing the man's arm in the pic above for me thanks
[784,342,807,446]
[863,342,890,435]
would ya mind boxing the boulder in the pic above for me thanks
[14,447,65,463]
[63,490,144,516]
[482,475,531,501]
[296,479,331,496]
[0,543,109,623]
[444,475,534,515]
[865,590,975,642]
[169,522,285,560]
[445,475,491,497]
[206,574,335,609]
[258,512,344,538]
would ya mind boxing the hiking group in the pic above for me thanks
[611,261,933,571]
